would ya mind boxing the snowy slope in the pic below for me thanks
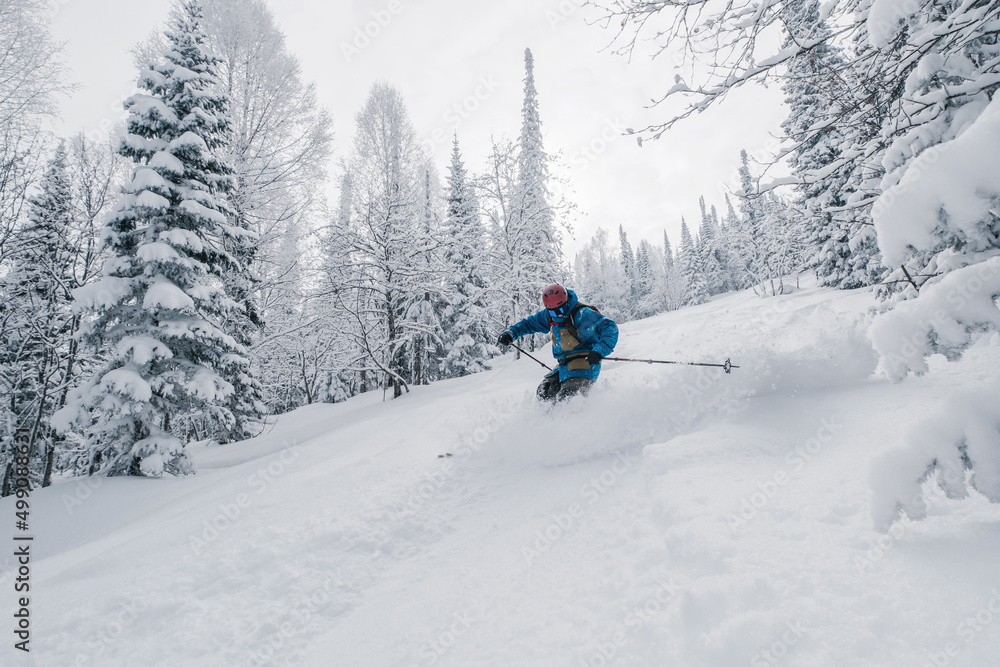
[5,283,1000,667]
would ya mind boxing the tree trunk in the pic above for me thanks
[42,439,55,487]
[386,288,402,399]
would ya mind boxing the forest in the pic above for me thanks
[1,0,997,486]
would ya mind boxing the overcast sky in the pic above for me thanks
[48,0,788,258]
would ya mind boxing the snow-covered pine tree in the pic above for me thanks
[709,202,739,293]
[778,0,860,290]
[731,150,792,296]
[441,135,492,378]
[55,1,253,476]
[515,48,562,307]
[697,195,727,295]
[678,219,708,306]
[633,239,655,317]
[720,194,742,289]
[663,230,674,272]
[618,224,636,317]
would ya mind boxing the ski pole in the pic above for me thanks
[509,342,553,371]
[603,356,740,374]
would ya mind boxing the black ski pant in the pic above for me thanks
[536,371,593,402]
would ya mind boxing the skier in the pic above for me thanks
[497,284,619,401]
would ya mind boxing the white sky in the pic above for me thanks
[48,0,788,258]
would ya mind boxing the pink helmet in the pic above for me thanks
[542,284,568,309]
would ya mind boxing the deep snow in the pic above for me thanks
[4,282,1000,667]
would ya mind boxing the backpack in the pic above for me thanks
[564,303,601,342]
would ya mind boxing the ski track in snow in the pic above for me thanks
[5,282,1000,667]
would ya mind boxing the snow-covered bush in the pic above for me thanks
[870,351,1000,531]
[869,257,1000,381]
[868,260,1000,528]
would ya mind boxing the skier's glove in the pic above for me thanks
[497,331,513,347]
[586,351,603,365]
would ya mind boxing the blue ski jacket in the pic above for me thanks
[505,289,619,382]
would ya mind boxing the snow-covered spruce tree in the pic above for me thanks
[618,224,636,317]
[719,194,746,290]
[697,196,727,295]
[55,1,253,476]
[134,0,332,428]
[663,230,674,273]
[678,219,708,306]
[778,0,859,289]
[515,48,563,315]
[730,151,800,296]
[0,142,78,491]
[441,135,492,378]
[633,239,655,317]
[600,0,996,293]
